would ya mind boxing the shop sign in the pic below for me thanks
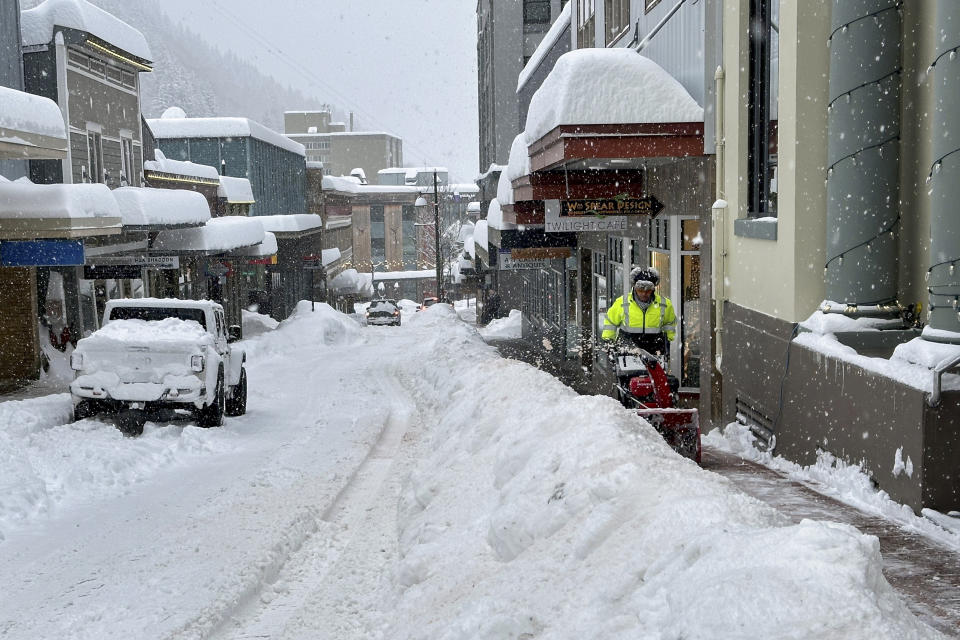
[544,200,627,233]
[1,239,84,266]
[561,195,663,217]
[83,265,143,279]
[499,252,551,271]
[206,262,231,277]
[86,255,179,269]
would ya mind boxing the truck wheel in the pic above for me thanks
[197,372,225,428]
[225,368,247,417]
[73,400,96,422]
[117,410,146,436]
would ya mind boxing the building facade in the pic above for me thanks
[714,0,959,512]
[147,115,307,217]
[284,109,403,182]
[476,0,568,171]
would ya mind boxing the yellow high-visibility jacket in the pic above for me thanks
[601,292,677,342]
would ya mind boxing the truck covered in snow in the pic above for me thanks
[69,299,247,434]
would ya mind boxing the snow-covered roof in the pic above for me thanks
[466,201,481,214]
[84,317,212,346]
[152,216,265,253]
[233,231,277,257]
[217,176,255,204]
[496,171,515,207]
[486,198,516,231]
[372,269,437,281]
[525,49,704,144]
[450,183,480,195]
[321,248,341,266]
[21,0,152,62]
[477,163,505,181]
[0,181,119,221]
[464,235,476,259]
[0,85,67,145]
[143,150,219,182]
[458,221,475,243]
[322,175,420,195]
[255,214,323,234]
[506,133,531,182]
[329,268,372,296]
[326,216,352,230]
[517,2,571,91]
[112,187,210,228]
[474,219,488,253]
[147,116,305,156]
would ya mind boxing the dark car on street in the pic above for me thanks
[366,299,401,326]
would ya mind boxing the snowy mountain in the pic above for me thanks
[21,0,333,132]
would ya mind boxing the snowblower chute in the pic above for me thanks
[614,351,701,464]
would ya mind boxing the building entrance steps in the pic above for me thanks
[488,337,960,638]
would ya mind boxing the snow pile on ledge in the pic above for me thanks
[255,214,324,233]
[479,308,522,339]
[147,117,304,157]
[0,182,119,220]
[496,169,515,207]
[153,216,265,253]
[381,310,943,639]
[506,132,531,182]
[217,176,255,204]
[802,305,905,334]
[112,186,210,227]
[143,150,219,181]
[21,0,152,61]
[486,198,515,231]
[0,86,66,140]
[893,327,960,370]
[525,49,704,143]
[474,219,488,252]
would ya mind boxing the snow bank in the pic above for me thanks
[112,186,211,227]
[525,49,704,144]
[0,85,66,140]
[0,181,119,220]
[147,117,304,157]
[153,216,265,253]
[21,0,152,61]
[479,309,522,339]
[242,301,362,359]
[381,310,943,639]
[241,309,278,337]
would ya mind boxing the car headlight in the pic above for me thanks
[70,351,84,371]
[191,355,205,372]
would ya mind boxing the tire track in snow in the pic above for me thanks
[204,370,415,640]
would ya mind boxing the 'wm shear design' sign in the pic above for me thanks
[561,195,664,217]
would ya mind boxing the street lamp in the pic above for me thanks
[415,169,443,300]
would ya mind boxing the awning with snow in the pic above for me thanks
[255,214,324,238]
[152,216,264,254]
[112,186,210,230]
[217,176,255,204]
[0,181,121,239]
[232,231,278,258]
[143,150,220,187]
[522,49,704,181]
[0,86,68,160]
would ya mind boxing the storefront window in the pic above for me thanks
[681,254,701,387]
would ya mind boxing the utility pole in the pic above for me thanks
[433,170,442,300]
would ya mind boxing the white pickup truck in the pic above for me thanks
[69,299,247,435]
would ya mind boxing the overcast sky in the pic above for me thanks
[155,0,480,182]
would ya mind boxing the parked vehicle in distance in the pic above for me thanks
[69,299,247,435]
[418,296,439,311]
[366,299,402,326]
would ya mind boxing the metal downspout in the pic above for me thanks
[824,1,902,315]
[924,2,960,341]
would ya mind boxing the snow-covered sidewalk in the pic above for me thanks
[0,303,951,639]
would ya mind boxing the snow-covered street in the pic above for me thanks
[0,302,955,639]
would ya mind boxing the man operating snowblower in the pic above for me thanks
[600,267,700,463]
[601,267,676,356]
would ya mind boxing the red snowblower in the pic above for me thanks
[613,350,701,464]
